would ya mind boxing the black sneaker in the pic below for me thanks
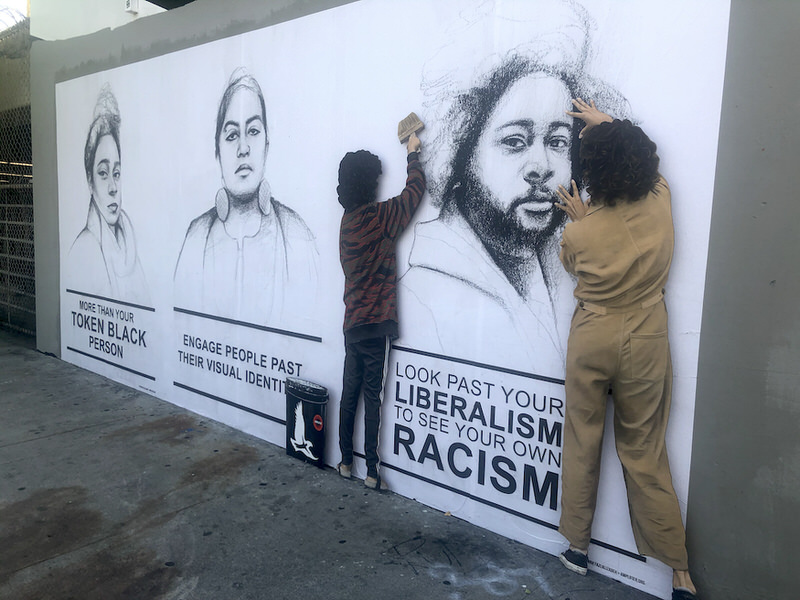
[559,549,588,575]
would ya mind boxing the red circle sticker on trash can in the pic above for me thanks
[313,414,323,431]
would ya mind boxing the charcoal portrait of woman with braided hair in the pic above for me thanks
[69,84,150,305]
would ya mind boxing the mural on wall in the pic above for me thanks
[174,68,319,328]
[400,1,629,375]
[61,81,159,389]
[168,67,325,441]
[55,1,731,597]
[69,85,150,307]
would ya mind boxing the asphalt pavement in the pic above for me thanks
[0,328,658,600]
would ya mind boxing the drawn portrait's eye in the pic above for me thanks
[113,168,121,180]
[247,125,262,138]
[96,167,108,180]
[224,129,239,143]
[499,134,528,151]
[547,135,570,151]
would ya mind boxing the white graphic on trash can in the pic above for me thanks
[290,401,318,461]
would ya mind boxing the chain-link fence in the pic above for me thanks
[0,16,34,336]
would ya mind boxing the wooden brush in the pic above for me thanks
[398,112,424,144]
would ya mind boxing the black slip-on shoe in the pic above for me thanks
[559,549,588,575]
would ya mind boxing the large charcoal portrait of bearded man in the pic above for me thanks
[400,2,628,376]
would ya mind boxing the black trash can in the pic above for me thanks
[285,377,328,468]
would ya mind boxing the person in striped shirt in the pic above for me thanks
[336,132,425,490]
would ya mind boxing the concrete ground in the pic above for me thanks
[0,328,658,600]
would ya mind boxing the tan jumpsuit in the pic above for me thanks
[558,177,689,570]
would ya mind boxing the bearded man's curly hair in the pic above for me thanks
[580,119,659,206]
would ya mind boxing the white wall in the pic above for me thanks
[30,0,164,41]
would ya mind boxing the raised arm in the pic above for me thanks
[382,145,426,239]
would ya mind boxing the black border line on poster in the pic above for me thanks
[66,346,156,380]
[173,381,285,426]
[391,345,566,385]
[353,451,645,563]
[66,288,155,312]
[173,307,323,343]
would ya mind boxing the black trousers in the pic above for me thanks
[338,336,391,475]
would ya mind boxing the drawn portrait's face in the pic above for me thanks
[218,86,268,201]
[90,134,122,227]
[468,73,572,241]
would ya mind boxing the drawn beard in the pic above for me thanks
[456,170,565,259]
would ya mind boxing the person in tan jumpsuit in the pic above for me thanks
[554,99,698,600]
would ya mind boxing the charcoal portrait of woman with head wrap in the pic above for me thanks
[174,68,319,327]
[69,84,150,305]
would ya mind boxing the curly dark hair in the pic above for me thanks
[337,150,383,211]
[580,119,659,205]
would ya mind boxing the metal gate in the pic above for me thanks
[0,180,34,335]
[0,16,34,335]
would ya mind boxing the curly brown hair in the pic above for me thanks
[580,119,659,205]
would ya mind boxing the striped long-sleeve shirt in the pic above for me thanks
[339,152,426,342]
